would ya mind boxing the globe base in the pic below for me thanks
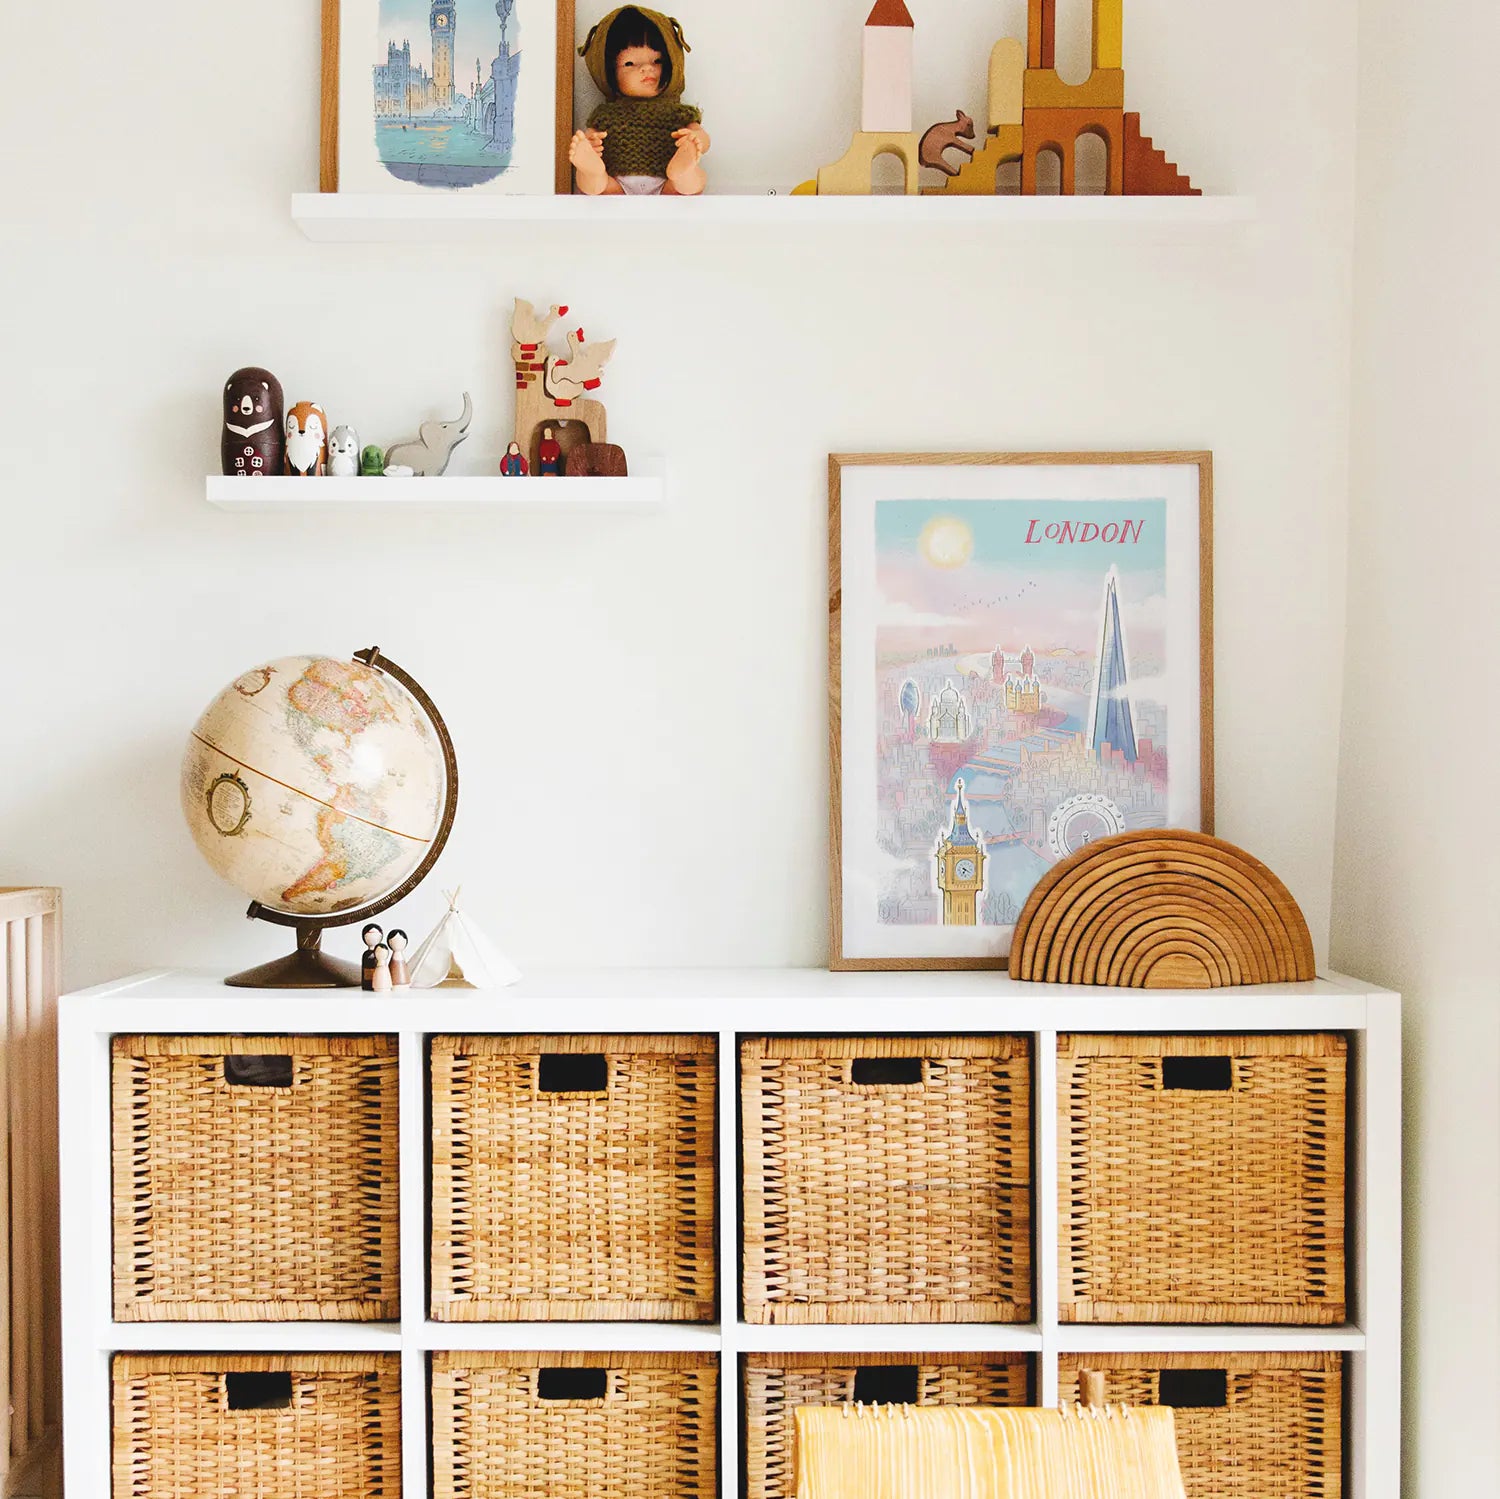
[225,924,362,989]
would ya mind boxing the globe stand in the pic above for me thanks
[225,922,362,990]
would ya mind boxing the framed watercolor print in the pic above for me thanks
[830,452,1214,972]
[320,0,575,194]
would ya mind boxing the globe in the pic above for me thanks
[181,653,449,922]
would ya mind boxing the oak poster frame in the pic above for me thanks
[320,0,575,195]
[829,451,1215,972]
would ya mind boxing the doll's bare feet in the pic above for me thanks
[665,125,710,196]
[570,129,611,195]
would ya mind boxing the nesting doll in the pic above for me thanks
[285,401,329,476]
[360,444,386,477]
[221,367,285,478]
[328,425,361,477]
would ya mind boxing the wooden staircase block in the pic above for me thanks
[1122,111,1199,195]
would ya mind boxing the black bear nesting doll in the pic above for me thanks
[221,367,285,478]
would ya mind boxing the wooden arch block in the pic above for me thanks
[1009,830,1316,988]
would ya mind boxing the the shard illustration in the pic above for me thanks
[1088,570,1138,762]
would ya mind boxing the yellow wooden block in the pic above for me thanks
[815,132,921,196]
[791,178,817,195]
[1093,0,1124,70]
[1023,68,1124,110]
[988,37,1025,130]
[934,124,1023,195]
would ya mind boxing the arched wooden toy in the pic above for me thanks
[1009,830,1315,988]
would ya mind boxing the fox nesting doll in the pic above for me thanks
[285,401,329,477]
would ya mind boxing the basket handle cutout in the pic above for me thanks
[1157,1369,1228,1408]
[538,1053,609,1093]
[852,1366,921,1405]
[224,1372,293,1411]
[850,1057,924,1086]
[1161,1056,1233,1092]
[223,1055,294,1088]
[537,1367,610,1402]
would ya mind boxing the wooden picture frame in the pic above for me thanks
[829,451,1214,972]
[320,0,575,195]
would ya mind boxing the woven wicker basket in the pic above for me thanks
[430,1350,717,1499]
[1058,1033,1347,1324]
[111,1353,401,1499]
[743,1351,1030,1499]
[430,1034,716,1321]
[111,1035,399,1322]
[1060,1352,1343,1499]
[741,1035,1032,1324]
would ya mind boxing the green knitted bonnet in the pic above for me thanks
[579,6,691,100]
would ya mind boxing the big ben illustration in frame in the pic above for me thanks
[935,780,986,925]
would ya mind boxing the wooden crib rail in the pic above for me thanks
[0,889,61,1499]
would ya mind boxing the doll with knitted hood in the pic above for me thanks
[571,6,709,195]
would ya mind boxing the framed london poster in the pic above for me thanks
[830,452,1214,971]
[321,0,574,194]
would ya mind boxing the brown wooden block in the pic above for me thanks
[1122,111,1200,195]
[1022,108,1124,194]
[565,443,628,478]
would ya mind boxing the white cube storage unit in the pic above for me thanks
[60,969,1400,1499]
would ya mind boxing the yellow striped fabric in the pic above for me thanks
[795,1404,1189,1499]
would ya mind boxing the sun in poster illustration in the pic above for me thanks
[373,0,523,186]
[874,499,1170,930]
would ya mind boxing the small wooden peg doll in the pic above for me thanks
[361,922,385,992]
[500,441,530,476]
[573,6,709,197]
[387,929,411,990]
[537,425,564,475]
[370,943,393,994]
[285,401,329,476]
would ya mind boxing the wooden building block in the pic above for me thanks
[1027,0,1057,69]
[932,124,1023,195]
[1092,0,1124,70]
[1022,107,1124,194]
[1008,830,1316,988]
[862,0,915,134]
[1023,68,1124,111]
[816,131,921,195]
[988,37,1025,129]
[1122,112,1200,194]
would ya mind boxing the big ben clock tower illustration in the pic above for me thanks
[935,780,986,925]
[431,0,456,105]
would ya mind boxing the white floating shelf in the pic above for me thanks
[205,457,664,511]
[292,190,1256,241]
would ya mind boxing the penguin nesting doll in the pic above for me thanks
[285,401,329,476]
[221,367,285,478]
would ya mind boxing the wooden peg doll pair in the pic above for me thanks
[571,6,710,197]
[361,923,410,992]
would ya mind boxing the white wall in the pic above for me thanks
[1336,0,1500,1489]
[1,0,1356,992]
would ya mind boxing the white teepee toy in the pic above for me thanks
[408,888,522,990]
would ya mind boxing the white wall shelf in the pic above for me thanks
[291,191,1257,241]
[60,968,1399,1499]
[205,458,664,512]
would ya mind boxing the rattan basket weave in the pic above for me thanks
[741,1035,1032,1324]
[430,1350,717,1499]
[430,1034,717,1321]
[111,1353,401,1499]
[111,1035,399,1322]
[743,1351,1030,1499]
[1060,1352,1343,1499]
[1059,1033,1347,1324]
